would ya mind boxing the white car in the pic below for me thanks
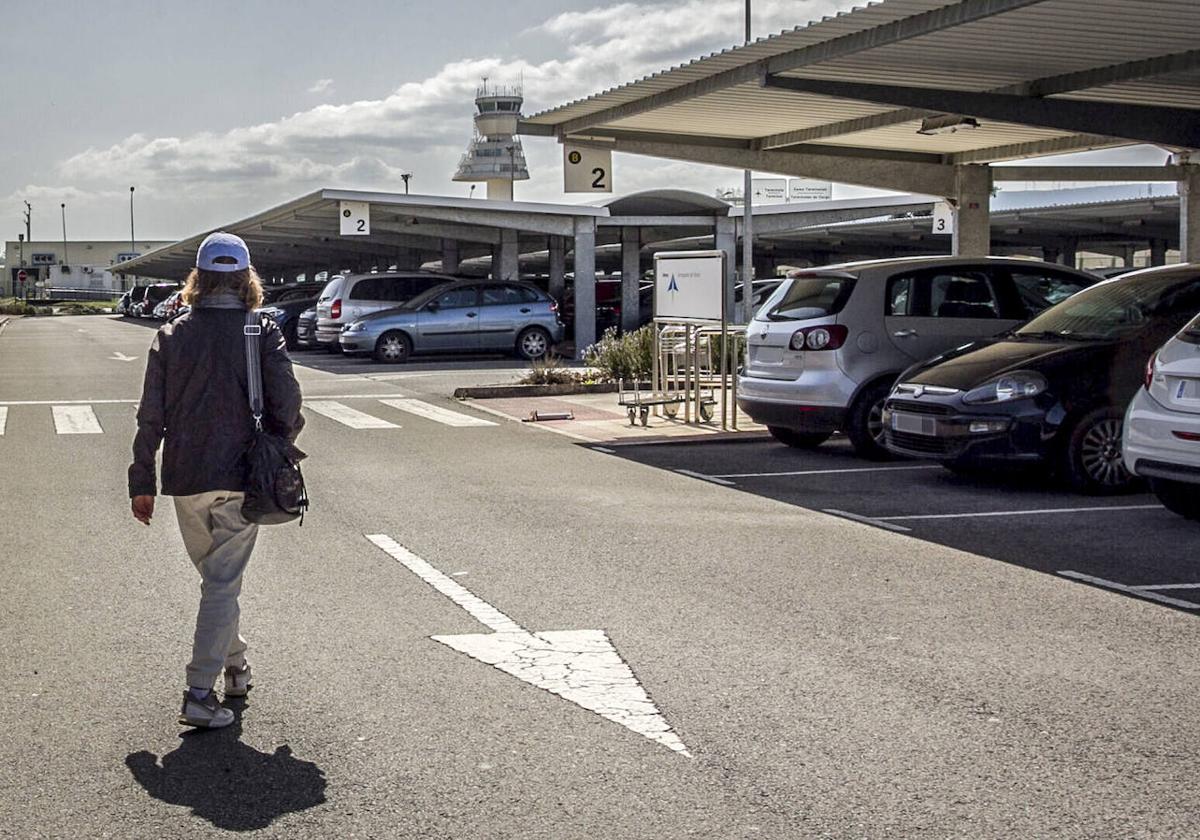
[1124,304,1200,520]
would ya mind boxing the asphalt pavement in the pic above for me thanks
[2,314,1198,839]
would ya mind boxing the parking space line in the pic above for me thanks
[0,406,6,435]
[821,509,912,533]
[305,401,398,429]
[591,446,616,454]
[379,398,497,428]
[713,465,940,479]
[1058,571,1200,610]
[674,469,735,486]
[52,405,103,435]
[1132,583,1200,591]
[876,504,1161,521]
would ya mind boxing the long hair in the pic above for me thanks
[181,266,264,309]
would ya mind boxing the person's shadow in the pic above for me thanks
[125,697,327,831]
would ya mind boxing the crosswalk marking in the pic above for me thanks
[305,400,398,429]
[0,406,6,435]
[378,399,496,428]
[52,405,103,435]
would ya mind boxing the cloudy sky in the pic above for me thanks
[2,0,1155,244]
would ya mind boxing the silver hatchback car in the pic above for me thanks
[340,279,564,363]
[738,256,1101,458]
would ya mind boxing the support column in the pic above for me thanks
[715,216,737,322]
[1041,246,1061,264]
[548,236,566,303]
[573,218,597,359]
[1060,238,1078,269]
[620,226,640,333]
[498,229,519,282]
[951,165,992,257]
[395,248,421,271]
[1150,238,1168,266]
[441,239,460,275]
[1180,165,1200,263]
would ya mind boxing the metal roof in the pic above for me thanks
[523,0,1200,186]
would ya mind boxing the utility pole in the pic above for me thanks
[23,201,31,242]
[61,203,68,266]
[401,173,411,195]
[741,0,754,323]
[129,187,136,255]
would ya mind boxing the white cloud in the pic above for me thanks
[5,1,873,237]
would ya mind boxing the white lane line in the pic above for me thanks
[876,505,1162,522]
[0,406,7,435]
[591,446,616,454]
[714,465,940,479]
[675,469,735,486]
[305,400,398,429]
[1058,571,1200,610]
[365,534,691,756]
[822,509,912,533]
[52,405,103,435]
[378,398,497,428]
[0,399,138,406]
[1132,583,1200,591]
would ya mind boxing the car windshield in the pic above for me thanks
[317,276,344,302]
[1015,269,1200,341]
[758,274,856,322]
[401,282,460,310]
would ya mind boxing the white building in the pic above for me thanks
[4,239,173,297]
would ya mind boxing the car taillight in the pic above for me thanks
[789,325,848,351]
[549,300,558,312]
[1144,351,1157,390]
[331,299,342,319]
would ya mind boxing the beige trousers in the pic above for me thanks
[173,491,259,690]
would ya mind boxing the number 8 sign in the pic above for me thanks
[563,144,612,193]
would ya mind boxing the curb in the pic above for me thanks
[0,316,11,336]
[455,382,650,399]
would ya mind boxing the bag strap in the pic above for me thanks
[244,310,264,432]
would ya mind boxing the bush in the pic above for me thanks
[0,299,39,316]
[520,354,584,386]
[583,325,655,382]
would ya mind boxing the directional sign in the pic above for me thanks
[366,534,690,756]
[653,250,725,321]
[932,200,955,235]
[339,200,370,236]
[563,145,612,193]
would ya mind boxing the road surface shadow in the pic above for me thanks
[125,697,326,832]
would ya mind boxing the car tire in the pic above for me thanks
[767,426,831,448]
[845,380,895,461]
[374,331,412,364]
[516,327,552,361]
[1061,406,1134,494]
[1149,478,1200,520]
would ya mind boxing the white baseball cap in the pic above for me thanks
[196,231,250,272]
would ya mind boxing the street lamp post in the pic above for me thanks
[23,200,31,241]
[61,203,68,267]
[741,0,754,323]
[129,186,136,256]
[401,173,412,195]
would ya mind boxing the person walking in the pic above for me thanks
[128,232,304,729]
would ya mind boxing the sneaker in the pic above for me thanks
[179,690,235,729]
[224,663,252,697]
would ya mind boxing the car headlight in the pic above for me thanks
[962,370,1048,404]
[342,322,365,332]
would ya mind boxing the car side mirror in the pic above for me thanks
[426,301,440,312]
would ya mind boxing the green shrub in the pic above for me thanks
[520,354,584,386]
[0,299,37,316]
[583,325,655,382]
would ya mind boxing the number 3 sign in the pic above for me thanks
[340,200,371,236]
[563,144,612,193]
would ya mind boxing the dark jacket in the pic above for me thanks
[128,294,305,498]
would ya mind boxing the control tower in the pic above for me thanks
[453,79,530,201]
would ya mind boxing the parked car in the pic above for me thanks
[339,279,564,363]
[260,284,320,348]
[116,290,132,315]
[1123,271,1200,518]
[137,283,179,318]
[124,286,149,317]
[738,257,1102,457]
[294,306,319,349]
[882,264,1200,493]
[316,272,455,352]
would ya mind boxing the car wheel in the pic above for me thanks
[517,327,552,360]
[1149,479,1200,520]
[845,380,895,461]
[767,426,831,448]
[374,331,412,364]
[1062,406,1134,494]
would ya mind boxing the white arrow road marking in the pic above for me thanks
[366,534,691,757]
[52,405,102,434]
[109,351,137,362]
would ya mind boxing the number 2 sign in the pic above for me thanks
[563,145,612,193]
[340,200,371,236]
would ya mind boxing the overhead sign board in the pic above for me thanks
[653,250,725,321]
[564,144,612,193]
[751,178,788,204]
[31,253,56,265]
[339,200,371,236]
[788,179,833,202]
[931,200,954,235]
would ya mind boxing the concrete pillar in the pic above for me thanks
[951,165,992,257]
[1041,246,1061,264]
[1060,238,1079,269]
[498,229,519,282]
[620,226,640,333]
[441,239,460,275]
[1150,238,1168,266]
[548,236,566,303]
[573,218,597,359]
[1180,165,1200,263]
[1120,246,1135,268]
[715,216,737,321]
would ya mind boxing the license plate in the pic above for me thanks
[753,346,783,364]
[891,412,938,436]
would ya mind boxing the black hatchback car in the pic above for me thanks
[882,264,1200,493]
